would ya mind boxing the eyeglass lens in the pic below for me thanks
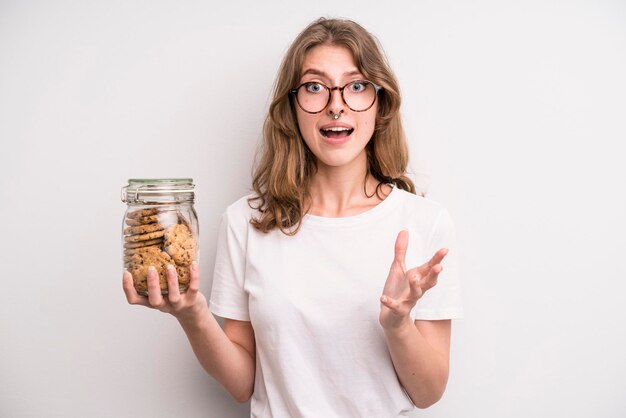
[296,81,377,113]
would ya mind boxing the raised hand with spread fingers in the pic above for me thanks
[379,230,448,330]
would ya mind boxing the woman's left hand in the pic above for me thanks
[379,230,448,331]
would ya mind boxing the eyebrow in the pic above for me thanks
[300,68,363,79]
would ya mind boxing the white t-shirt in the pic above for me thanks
[209,186,463,418]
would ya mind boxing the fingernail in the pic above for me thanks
[148,266,156,272]
[167,264,175,271]
[191,261,198,271]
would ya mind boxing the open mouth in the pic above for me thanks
[320,127,354,139]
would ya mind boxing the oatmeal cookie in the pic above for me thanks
[125,210,179,227]
[127,250,174,294]
[123,229,166,243]
[123,237,163,249]
[176,265,191,289]
[163,223,197,267]
[125,215,160,226]
[123,223,164,236]
[124,246,161,264]
[126,207,162,219]
[123,245,162,257]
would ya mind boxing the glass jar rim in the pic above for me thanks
[121,178,195,204]
[127,178,192,185]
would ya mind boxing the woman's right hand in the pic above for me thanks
[123,262,207,321]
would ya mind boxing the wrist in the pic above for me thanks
[383,316,415,339]
[174,293,209,326]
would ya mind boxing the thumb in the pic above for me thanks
[394,230,409,265]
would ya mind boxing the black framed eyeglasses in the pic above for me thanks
[290,80,383,114]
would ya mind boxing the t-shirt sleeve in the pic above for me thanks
[208,210,250,321]
[411,208,464,320]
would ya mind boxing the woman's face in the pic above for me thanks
[294,44,377,173]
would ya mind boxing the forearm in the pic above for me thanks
[383,318,449,409]
[176,298,255,402]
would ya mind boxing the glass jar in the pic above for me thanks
[121,178,199,295]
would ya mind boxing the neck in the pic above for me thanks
[306,156,387,217]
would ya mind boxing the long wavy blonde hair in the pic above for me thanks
[249,17,415,235]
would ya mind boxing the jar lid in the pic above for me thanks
[121,178,195,204]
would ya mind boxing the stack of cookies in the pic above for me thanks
[123,207,197,295]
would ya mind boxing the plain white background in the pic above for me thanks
[1,1,625,417]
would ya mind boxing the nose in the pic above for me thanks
[326,86,345,116]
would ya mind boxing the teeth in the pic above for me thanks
[324,127,350,132]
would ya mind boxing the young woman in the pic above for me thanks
[124,17,463,417]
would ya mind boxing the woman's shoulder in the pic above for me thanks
[221,192,262,226]
[392,186,446,216]
[391,187,455,238]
